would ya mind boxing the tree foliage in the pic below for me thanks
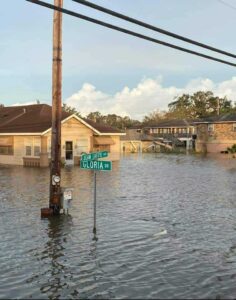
[62,103,81,117]
[167,91,234,119]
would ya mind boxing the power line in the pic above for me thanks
[72,0,236,59]
[218,0,236,11]
[25,0,236,68]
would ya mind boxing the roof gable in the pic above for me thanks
[0,104,124,135]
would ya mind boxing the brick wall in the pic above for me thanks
[196,123,236,153]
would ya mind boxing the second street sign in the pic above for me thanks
[81,151,108,161]
[80,160,112,171]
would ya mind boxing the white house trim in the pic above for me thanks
[0,133,42,136]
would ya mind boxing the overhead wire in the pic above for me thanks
[217,0,236,11]
[25,0,236,68]
[72,0,236,59]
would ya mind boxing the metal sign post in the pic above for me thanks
[80,151,112,240]
[93,171,98,241]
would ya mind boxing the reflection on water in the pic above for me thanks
[1,153,236,299]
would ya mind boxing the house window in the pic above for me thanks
[0,137,14,155]
[34,146,40,156]
[208,124,214,132]
[25,137,41,157]
[0,146,13,155]
[233,123,236,132]
[25,146,32,156]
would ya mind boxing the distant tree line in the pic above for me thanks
[63,91,236,130]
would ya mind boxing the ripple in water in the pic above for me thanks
[0,154,236,299]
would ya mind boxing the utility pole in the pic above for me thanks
[49,0,63,215]
[217,98,220,116]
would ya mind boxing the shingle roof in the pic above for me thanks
[194,113,236,124]
[144,119,197,128]
[83,118,122,134]
[0,104,123,134]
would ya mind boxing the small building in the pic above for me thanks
[0,104,125,167]
[195,113,236,153]
[121,126,143,153]
[143,119,197,149]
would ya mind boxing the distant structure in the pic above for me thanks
[121,119,197,153]
[195,113,236,153]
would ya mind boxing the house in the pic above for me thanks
[143,119,197,149]
[0,104,125,167]
[195,113,236,153]
[121,126,143,153]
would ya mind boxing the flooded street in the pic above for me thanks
[1,153,236,299]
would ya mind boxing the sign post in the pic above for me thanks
[80,151,112,241]
[93,171,97,240]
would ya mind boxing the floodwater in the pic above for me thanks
[1,153,236,299]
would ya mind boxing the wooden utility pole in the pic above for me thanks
[217,98,220,116]
[49,0,63,214]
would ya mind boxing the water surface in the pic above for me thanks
[0,153,236,299]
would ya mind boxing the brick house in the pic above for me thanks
[195,113,236,153]
[0,104,125,167]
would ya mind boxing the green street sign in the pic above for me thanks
[81,151,108,161]
[80,160,112,171]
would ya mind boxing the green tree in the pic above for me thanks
[142,109,167,126]
[87,111,104,123]
[167,91,233,119]
[62,103,81,117]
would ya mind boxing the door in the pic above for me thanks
[65,141,73,164]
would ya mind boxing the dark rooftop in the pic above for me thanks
[194,113,236,124]
[144,119,197,128]
[0,104,123,134]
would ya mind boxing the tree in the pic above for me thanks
[87,111,104,123]
[62,103,81,117]
[142,109,167,126]
[167,91,233,119]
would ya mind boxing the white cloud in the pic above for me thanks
[64,76,236,120]
[11,101,38,106]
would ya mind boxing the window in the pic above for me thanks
[0,137,13,155]
[34,146,40,156]
[233,123,236,132]
[25,146,32,156]
[24,137,41,157]
[0,146,13,155]
[208,124,214,132]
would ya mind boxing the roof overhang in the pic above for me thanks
[0,132,42,136]
[195,121,236,124]
[42,114,125,136]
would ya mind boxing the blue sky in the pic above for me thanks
[1,0,236,119]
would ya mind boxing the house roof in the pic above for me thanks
[194,113,236,124]
[0,104,123,135]
[144,119,197,128]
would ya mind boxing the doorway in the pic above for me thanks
[65,141,73,165]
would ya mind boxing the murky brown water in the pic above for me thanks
[0,153,236,299]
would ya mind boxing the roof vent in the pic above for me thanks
[23,108,26,113]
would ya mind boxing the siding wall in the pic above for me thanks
[0,136,40,166]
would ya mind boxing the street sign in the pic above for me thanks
[81,151,108,161]
[80,160,112,171]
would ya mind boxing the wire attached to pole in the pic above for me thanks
[25,0,236,67]
[72,0,236,59]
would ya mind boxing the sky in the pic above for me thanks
[1,0,236,120]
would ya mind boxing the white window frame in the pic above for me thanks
[208,124,214,132]
[24,137,41,157]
